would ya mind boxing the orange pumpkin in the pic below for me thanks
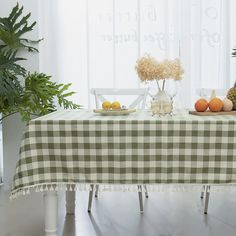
[209,98,223,112]
[194,98,208,112]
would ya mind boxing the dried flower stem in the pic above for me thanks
[162,80,166,91]
[156,80,161,91]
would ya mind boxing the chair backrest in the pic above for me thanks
[196,88,227,99]
[90,88,149,109]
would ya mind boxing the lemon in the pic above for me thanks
[111,101,121,110]
[102,101,111,110]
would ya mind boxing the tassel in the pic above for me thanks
[50,185,54,191]
[35,186,39,192]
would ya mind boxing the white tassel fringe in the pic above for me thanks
[10,183,236,200]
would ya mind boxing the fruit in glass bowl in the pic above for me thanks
[102,101,111,110]
[102,101,122,110]
[111,101,121,110]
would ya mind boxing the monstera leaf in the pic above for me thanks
[0,49,26,74]
[0,3,41,52]
[0,3,37,115]
[0,50,26,111]
[0,70,21,110]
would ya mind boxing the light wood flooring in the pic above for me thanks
[1,182,236,236]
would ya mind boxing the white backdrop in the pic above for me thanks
[38,0,236,108]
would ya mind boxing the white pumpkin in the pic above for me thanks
[222,98,233,112]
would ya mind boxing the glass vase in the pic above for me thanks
[151,90,173,116]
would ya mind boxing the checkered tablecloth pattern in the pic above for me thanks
[11,110,236,198]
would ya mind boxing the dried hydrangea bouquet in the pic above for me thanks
[135,55,184,116]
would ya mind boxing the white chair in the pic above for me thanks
[197,88,227,214]
[91,88,148,109]
[88,88,149,213]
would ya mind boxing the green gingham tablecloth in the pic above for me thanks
[10,110,236,199]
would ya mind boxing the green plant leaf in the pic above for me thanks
[0,4,81,122]
[0,50,26,74]
[0,3,39,52]
[0,3,41,117]
[15,72,81,121]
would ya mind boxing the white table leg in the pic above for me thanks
[44,191,58,236]
[66,191,76,215]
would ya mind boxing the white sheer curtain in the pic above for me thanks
[38,0,236,108]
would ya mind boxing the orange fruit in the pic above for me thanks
[111,101,121,110]
[102,101,111,110]
[194,98,208,112]
[209,98,223,112]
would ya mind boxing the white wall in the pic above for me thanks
[0,0,40,186]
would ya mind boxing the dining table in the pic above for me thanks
[10,109,236,236]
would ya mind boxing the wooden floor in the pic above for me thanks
[1,182,236,236]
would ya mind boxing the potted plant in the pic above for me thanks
[0,4,80,184]
[0,3,80,122]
